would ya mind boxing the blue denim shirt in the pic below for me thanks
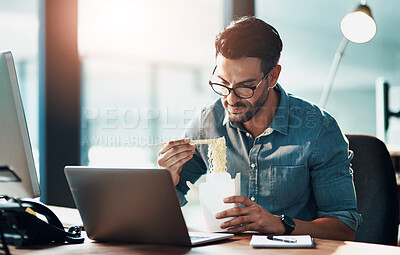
[177,84,362,231]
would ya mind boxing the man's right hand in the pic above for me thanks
[157,138,196,186]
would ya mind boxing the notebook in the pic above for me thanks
[64,166,233,246]
[250,235,314,248]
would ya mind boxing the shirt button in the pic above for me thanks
[246,132,251,137]
[250,196,255,201]
[251,163,256,168]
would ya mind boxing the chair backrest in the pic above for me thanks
[346,134,399,245]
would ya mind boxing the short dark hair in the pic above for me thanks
[215,16,283,75]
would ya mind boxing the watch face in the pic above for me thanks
[284,215,295,228]
[282,215,295,235]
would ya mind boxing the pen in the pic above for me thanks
[267,236,297,243]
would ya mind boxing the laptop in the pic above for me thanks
[64,166,233,246]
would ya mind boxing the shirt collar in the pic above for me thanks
[222,83,290,136]
[269,83,289,135]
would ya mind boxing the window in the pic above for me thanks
[255,0,400,144]
[78,0,223,166]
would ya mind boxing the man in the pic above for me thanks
[157,16,362,240]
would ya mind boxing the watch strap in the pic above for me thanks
[281,215,295,235]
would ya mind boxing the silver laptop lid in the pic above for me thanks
[64,166,191,246]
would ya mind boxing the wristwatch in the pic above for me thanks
[281,215,295,235]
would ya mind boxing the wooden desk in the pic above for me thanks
[7,234,400,255]
[5,206,400,255]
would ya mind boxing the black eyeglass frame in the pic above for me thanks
[208,65,274,99]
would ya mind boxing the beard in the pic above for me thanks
[223,88,271,125]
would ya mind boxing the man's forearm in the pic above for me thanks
[291,217,355,241]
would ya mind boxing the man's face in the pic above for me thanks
[214,55,270,124]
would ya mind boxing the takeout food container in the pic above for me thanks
[189,172,240,232]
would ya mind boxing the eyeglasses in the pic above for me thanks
[208,66,272,99]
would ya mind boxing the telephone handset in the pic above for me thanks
[0,197,84,246]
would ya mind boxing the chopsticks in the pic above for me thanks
[148,138,218,147]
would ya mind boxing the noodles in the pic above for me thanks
[207,137,227,173]
[149,137,228,173]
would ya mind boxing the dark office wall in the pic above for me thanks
[39,0,80,207]
[224,0,254,25]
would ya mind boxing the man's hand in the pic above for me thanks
[215,196,356,240]
[157,138,196,186]
[215,195,285,234]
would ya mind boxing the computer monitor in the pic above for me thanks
[0,51,40,198]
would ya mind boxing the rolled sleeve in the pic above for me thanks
[310,116,362,231]
[313,155,362,230]
[317,210,362,231]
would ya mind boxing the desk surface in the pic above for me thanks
[7,234,400,255]
[8,204,398,254]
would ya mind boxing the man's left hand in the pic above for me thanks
[215,195,285,234]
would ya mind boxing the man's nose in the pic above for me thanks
[226,91,241,105]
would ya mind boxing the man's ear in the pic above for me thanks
[268,64,281,87]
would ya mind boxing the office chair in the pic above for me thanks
[346,134,399,246]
